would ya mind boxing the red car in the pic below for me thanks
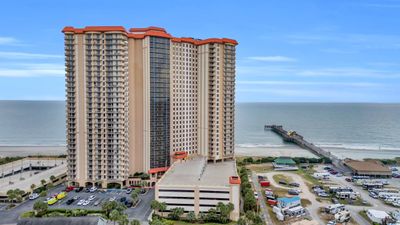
[330,170,338,175]
[65,186,75,192]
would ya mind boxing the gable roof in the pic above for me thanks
[274,157,296,165]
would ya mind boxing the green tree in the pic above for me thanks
[244,190,257,212]
[131,189,140,204]
[40,179,46,187]
[39,190,47,197]
[216,202,234,223]
[119,214,129,225]
[151,200,166,217]
[186,211,196,223]
[130,219,141,225]
[102,201,127,219]
[237,217,247,225]
[30,184,36,191]
[33,200,48,216]
[150,219,165,225]
[168,207,184,220]
[6,189,17,202]
[109,209,121,225]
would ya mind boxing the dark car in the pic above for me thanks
[75,187,84,192]
[323,166,331,170]
[278,180,287,185]
[288,189,300,195]
[345,178,352,182]
[289,182,300,187]
[125,200,133,207]
[120,197,127,203]
[66,198,75,205]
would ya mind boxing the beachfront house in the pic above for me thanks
[273,157,298,171]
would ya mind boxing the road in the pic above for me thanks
[251,171,274,225]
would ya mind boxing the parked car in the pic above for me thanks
[29,193,39,200]
[75,187,83,192]
[336,173,343,177]
[88,195,96,201]
[57,192,67,200]
[289,182,300,187]
[120,197,127,202]
[125,200,133,207]
[66,198,75,205]
[65,186,75,192]
[126,188,132,194]
[253,191,258,199]
[279,180,287,185]
[324,166,331,170]
[47,197,58,205]
[89,186,98,193]
[82,200,90,206]
[288,189,301,195]
[345,178,352,182]
[77,199,85,206]
[318,192,330,197]
[73,196,80,200]
[330,170,338,175]
[94,199,102,206]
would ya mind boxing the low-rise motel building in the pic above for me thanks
[344,159,392,178]
[155,156,241,221]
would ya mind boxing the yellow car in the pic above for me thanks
[56,191,67,200]
[47,197,58,205]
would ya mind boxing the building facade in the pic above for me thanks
[63,26,237,187]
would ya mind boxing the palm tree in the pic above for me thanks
[30,184,36,192]
[130,220,141,225]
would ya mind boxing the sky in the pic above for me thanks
[0,0,399,102]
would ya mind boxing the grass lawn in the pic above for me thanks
[272,174,293,186]
[245,163,274,172]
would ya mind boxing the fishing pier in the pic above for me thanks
[264,125,350,172]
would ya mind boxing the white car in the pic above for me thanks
[88,195,96,201]
[109,196,116,202]
[77,199,85,206]
[82,200,90,206]
[29,193,39,200]
[89,187,98,193]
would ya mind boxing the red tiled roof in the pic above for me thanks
[62,26,238,45]
[148,167,169,174]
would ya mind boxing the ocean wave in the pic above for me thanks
[316,143,400,151]
[236,143,287,148]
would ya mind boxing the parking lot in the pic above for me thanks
[49,188,136,209]
[0,185,154,224]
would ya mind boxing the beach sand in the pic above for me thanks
[0,146,67,157]
[235,146,318,158]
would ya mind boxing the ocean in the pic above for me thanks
[0,101,399,159]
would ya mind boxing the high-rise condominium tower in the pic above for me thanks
[63,26,237,187]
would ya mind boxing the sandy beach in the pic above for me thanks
[235,145,400,160]
[0,146,67,157]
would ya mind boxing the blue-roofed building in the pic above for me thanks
[277,196,301,208]
[274,196,305,220]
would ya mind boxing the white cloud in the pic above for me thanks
[247,56,296,62]
[0,37,19,45]
[0,51,63,59]
[0,63,64,77]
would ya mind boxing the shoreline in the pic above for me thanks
[0,146,67,157]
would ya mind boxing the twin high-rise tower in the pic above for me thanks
[63,26,237,187]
